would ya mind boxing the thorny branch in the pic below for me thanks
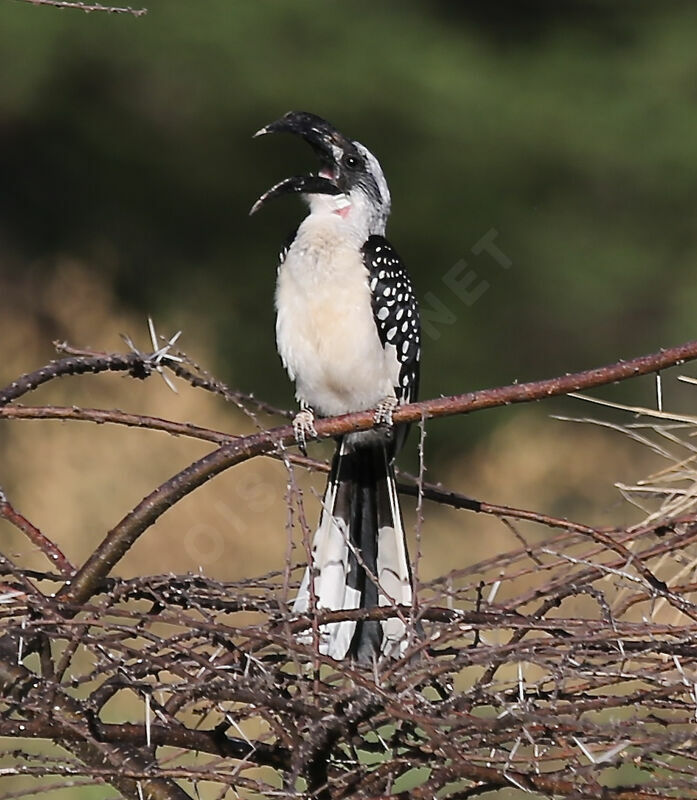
[14,0,147,15]
[4,335,697,797]
[0,488,74,576]
[3,335,697,608]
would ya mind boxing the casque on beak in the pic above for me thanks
[249,111,349,215]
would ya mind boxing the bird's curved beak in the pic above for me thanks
[250,111,346,215]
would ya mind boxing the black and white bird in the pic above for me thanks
[251,111,421,661]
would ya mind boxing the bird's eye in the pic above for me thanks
[343,154,360,170]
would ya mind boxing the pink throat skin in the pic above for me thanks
[316,168,351,217]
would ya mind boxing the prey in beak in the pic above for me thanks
[250,111,358,216]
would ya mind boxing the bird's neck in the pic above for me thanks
[305,192,387,242]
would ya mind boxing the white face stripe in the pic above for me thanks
[331,141,390,239]
[354,142,391,213]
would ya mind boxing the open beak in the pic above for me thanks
[250,111,346,215]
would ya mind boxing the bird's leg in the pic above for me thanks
[293,401,317,455]
[374,395,399,427]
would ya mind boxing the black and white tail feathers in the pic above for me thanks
[292,437,413,662]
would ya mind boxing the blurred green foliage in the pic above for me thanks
[2,1,697,456]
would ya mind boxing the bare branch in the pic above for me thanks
[0,718,289,769]
[15,0,147,15]
[0,352,148,406]
[55,339,293,418]
[0,403,235,445]
[5,337,697,797]
[46,337,697,606]
[0,488,74,576]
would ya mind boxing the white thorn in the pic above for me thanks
[160,369,179,394]
[674,654,690,686]
[226,714,254,748]
[17,617,26,665]
[147,315,158,352]
[487,580,501,605]
[573,736,596,764]
[0,590,23,604]
[596,740,631,764]
[503,772,531,793]
[121,332,140,354]
[144,692,151,748]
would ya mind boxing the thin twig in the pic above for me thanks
[0,488,74,576]
[16,0,147,15]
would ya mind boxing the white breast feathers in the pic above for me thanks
[275,216,400,417]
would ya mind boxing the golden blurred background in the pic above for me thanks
[5,1,697,590]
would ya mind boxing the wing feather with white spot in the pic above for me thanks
[362,235,420,405]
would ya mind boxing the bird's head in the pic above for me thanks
[250,111,391,236]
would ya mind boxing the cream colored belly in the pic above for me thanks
[276,244,397,417]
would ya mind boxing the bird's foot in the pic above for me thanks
[293,406,317,455]
[374,396,399,428]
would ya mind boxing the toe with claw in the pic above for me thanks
[293,405,317,455]
[374,395,399,428]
